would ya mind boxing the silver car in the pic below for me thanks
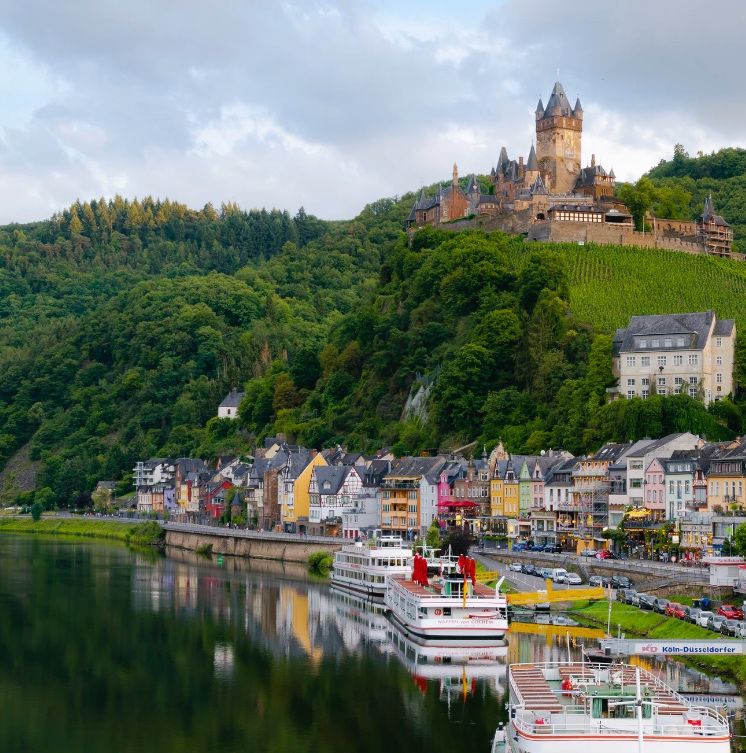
[707,614,727,632]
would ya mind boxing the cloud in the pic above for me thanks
[0,0,741,223]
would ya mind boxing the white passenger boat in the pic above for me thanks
[330,536,413,602]
[492,661,731,753]
[384,566,508,645]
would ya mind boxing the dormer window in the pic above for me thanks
[322,481,331,491]
[676,337,685,347]
[639,339,647,348]
[664,338,672,348]
[651,339,659,348]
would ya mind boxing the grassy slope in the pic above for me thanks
[0,517,164,546]
[538,243,746,334]
[572,600,746,685]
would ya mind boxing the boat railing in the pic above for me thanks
[511,708,729,737]
[391,579,505,602]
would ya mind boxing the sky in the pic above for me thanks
[0,0,743,224]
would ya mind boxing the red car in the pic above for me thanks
[595,549,615,559]
[717,604,744,620]
[665,602,686,619]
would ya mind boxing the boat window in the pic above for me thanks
[443,608,451,616]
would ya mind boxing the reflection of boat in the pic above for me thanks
[494,662,731,753]
[329,589,390,647]
[330,537,412,602]
[385,571,508,645]
[388,622,507,701]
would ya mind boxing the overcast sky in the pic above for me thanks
[0,0,742,224]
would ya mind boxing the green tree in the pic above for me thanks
[31,502,43,521]
[733,524,746,556]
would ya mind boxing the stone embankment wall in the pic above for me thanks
[165,527,343,564]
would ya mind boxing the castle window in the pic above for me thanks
[673,355,683,366]
[716,337,722,347]
[626,356,636,367]
[641,390,649,399]
[689,376,698,384]
[716,356,723,366]
[688,354,698,366]
[627,390,636,399]
[641,378,650,386]
[657,376,666,387]
[641,356,650,367]
[716,372,723,384]
[657,355,666,367]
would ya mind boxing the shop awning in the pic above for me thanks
[625,508,652,519]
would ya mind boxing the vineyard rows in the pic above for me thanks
[529,243,746,333]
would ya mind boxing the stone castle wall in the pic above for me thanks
[431,218,743,260]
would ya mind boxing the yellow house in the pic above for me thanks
[286,453,327,530]
[490,475,504,517]
[706,447,746,512]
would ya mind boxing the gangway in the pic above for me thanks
[505,578,606,606]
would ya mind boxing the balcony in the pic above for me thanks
[380,479,418,490]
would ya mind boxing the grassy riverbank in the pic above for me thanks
[572,600,746,685]
[0,517,165,547]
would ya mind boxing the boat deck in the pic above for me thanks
[511,663,688,715]
[390,576,497,598]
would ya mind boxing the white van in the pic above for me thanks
[551,568,568,583]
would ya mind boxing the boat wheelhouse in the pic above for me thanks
[330,536,412,602]
[385,570,508,645]
[492,661,731,753]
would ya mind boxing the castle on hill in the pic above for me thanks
[407,81,736,258]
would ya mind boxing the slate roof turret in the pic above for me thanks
[526,143,538,171]
[542,81,573,118]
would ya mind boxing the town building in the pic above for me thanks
[611,311,736,405]
[217,389,245,419]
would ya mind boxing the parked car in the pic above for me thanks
[551,568,568,583]
[610,575,632,589]
[521,563,536,576]
[512,543,527,552]
[665,602,687,619]
[589,575,609,588]
[566,573,583,586]
[580,549,598,557]
[596,550,616,559]
[696,611,715,628]
[626,591,641,607]
[653,598,670,614]
[688,608,702,625]
[735,622,746,639]
[721,619,741,636]
[707,614,728,632]
[618,588,636,603]
[717,604,745,620]
[544,545,562,553]
[539,567,553,579]
[638,594,657,610]
[509,562,522,572]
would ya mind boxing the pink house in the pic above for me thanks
[645,458,666,520]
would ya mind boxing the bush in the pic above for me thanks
[307,551,334,576]
[30,502,43,521]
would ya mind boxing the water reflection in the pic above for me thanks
[0,535,741,753]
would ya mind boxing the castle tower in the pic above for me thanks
[525,143,539,186]
[535,82,583,194]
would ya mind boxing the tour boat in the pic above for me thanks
[492,661,731,753]
[330,536,413,602]
[384,556,509,645]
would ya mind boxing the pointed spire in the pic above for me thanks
[535,98,544,118]
[573,97,583,117]
[526,143,538,171]
[609,167,616,180]
[703,194,714,218]
[497,146,509,172]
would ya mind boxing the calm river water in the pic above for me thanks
[0,535,740,753]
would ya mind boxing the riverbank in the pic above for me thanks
[0,517,165,547]
[572,600,746,685]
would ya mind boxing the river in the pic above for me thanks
[0,535,740,753]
